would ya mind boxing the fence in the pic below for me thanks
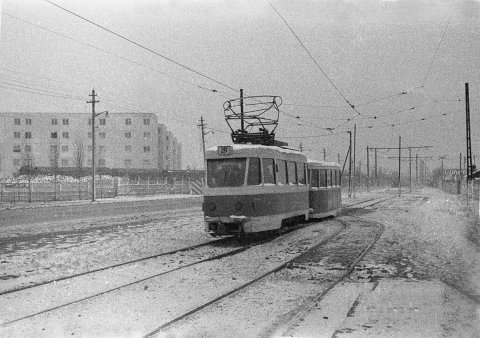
[0,177,204,204]
[441,179,480,200]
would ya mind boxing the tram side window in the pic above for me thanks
[207,158,246,187]
[334,170,337,186]
[326,169,331,187]
[247,157,261,185]
[276,159,287,185]
[262,158,275,184]
[320,169,327,187]
[287,161,297,184]
[338,170,342,186]
[298,163,306,185]
[310,169,319,187]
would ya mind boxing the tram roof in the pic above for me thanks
[307,159,342,169]
[206,144,306,160]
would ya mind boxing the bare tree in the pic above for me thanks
[49,142,60,201]
[73,138,85,199]
[20,151,36,203]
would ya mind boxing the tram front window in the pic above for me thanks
[207,158,246,187]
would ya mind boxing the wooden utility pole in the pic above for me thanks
[374,148,378,186]
[353,125,357,198]
[366,146,370,191]
[409,148,412,192]
[416,153,419,186]
[198,116,206,165]
[348,131,352,197]
[398,136,401,197]
[370,145,433,193]
[439,156,447,188]
[87,89,99,202]
[460,153,462,181]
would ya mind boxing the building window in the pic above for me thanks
[98,132,106,139]
[143,146,151,153]
[98,159,106,166]
[62,159,69,166]
[14,132,21,138]
[25,145,32,152]
[62,118,69,125]
[13,159,21,166]
[14,118,20,125]
[62,132,69,139]
[98,145,105,152]
[52,118,58,125]
[125,132,132,138]
[51,132,58,139]
[51,145,58,152]
[99,118,106,125]
[125,159,132,167]
[25,118,32,125]
[143,159,151,166]
[13,145,21,153]
[143,118,150,125]
[125,145,132,152]
[87,145,92,151]
[143,132,151,139]
[125,118,131,125]
[61,145,69,152]
[25,132,32,139]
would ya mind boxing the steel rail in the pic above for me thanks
[142,218,349,337]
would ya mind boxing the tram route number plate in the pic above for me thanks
[217,146,233,156]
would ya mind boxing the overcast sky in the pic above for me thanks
[1,0,480,172]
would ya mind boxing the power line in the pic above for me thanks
[2,11,229,96]
[0,82,85,101]
[42,0,238,93]
[269,2,361,116]
[421,14,453,87]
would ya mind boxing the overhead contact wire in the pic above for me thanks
[42,0,238,93]
[269,2,361,116]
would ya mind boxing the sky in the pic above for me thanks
[1,0,480,173]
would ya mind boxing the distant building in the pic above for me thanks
[0,112,182,177]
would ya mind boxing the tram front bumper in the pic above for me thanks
[204,216,251,235]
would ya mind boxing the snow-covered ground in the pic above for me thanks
[1,187,479,337]
[287,188,480,337]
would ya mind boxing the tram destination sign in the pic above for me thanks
[217,146,233,156]
[443,169,467,181]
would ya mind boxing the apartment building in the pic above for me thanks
[0,112,182,177]
[158,124,182,170]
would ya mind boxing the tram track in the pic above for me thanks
[268,216,385,337]
[2,197,388,336]
[143,220,348,337]
[0,216,338,329]
[0,235,268,327]
[144,215,385,337]
[0,236,231,297]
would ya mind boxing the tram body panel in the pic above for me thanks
[308,187,341,218]
[307,160,342,219]
[203,145,309,236]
